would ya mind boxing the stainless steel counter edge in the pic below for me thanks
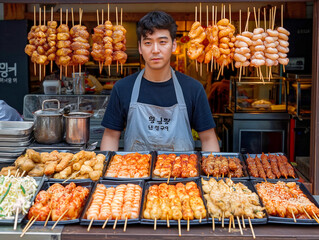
[0,225,63,240]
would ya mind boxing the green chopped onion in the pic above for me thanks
[0,183,12,204]
[0,207,3,211]
[0,214,6,217]
[20,185,26,194]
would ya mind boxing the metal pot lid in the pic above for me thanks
[63,112,92,118]
[34,109,62,117]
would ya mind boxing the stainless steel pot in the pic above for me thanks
[33,99,63,144]
[64,112,92,145]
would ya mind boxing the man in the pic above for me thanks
[100,11,219,152]
[0,100,23,121]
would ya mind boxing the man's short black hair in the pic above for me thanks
[137,11,177,43]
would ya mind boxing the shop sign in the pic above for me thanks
[286,57,304,71]
[0,62,18,84]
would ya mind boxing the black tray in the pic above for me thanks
[0,176,45,224]
[201,178,268,225]
[24,180,94,225]
[103,151,154,181]
[200,152,249,180]
[48,151,110,182]
[244,153,299,181]
[151,151,200,181]
[252,179,319,225]
[80,179,145,226]
[140,179,208,226]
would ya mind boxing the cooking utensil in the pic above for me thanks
[33,99,63,144]
[64,112,92,145]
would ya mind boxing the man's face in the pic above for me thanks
[138,29,177,71]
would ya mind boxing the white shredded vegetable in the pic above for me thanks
[0,174,38,219]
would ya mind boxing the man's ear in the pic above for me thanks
[138,42,142,55]
[172,39,177,53]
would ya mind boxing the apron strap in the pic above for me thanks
[130,67,186,105]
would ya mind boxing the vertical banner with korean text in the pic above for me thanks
[0,20,28,114]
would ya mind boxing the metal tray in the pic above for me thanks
[0,139,33,147]
[0,121,33,137]
[80,179,145,226]
[244,153,299,181]
[0,146,28,153]
[0,151,23,158]
[49,151,109,182]
[0,176,45,224]
[200,152,249,180]
[103,151,154,181]
[202,178,268,225]
[151,151,200,181]
[24,180,94,225]
[140,179,208,226]
[252,180,319,225]
[0,135,32,143]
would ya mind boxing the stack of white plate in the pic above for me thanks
[0,121,33,163]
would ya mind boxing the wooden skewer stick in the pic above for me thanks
[62,171,80,184]
[212,217,215,231]
[167,173,170,184]
[237,216,243,235]
[232,215,236,229]
[167,215,170,228]
[291,211,297,223]
[51,209,68,230]
[87,218,94,232]
[187,217,190,231]
[102,9,104,24]
[312,210,319,221]
[302,207,311,219]
[222,211,224,228]
[228,216,232,232]
[121,7,123,75]
[123,216,128,232]
[178,218,181,237]
[248,217,256,239]
[22,216,34,233]
[39,8,42,81]
[14,207,19,230]
[102,217,109,229]
[44,209,52,227]
[20,214,39,237]
[113,217,118,229]
[242,215,246,228]
[253,7,258,29]
[199,215,202,223]
[154,218,157,230]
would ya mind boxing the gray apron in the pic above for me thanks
[124,68,194,151]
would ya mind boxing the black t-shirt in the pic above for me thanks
[101,70,216,132]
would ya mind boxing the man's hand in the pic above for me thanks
[198,128,220,152]
[100,128,121,151]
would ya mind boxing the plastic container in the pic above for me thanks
[43,80,61,95]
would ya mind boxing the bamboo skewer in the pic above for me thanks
[87,218,94,232]
[123,216,128,232]
[154,218,157,230]
[178,218,181,237]
[167,215,170,228]
[291,211,297,223]
[14,207,19,230]
[242,215,246,228]
[248,217,256,239]
[232,215,235,229]
[20,214,39,237]
[212,217,215,231]
[222,211,224,228]
[121,8,123,75]
[113,217,118,229]
[79,8,82,77]
[107,4,111,76]
[102,218,109,229]
[51,209,68,230]
[187,217,190,231]
[65,9,68,77]
[71,8,74,76]
[60,8,62,80]
[237,216,243,235]
[22,216,34,233]
[44,209,52,227]
[39,8,42,81]
[302,207,311,219]
[228,217,232,232]
[33,6,36,76]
